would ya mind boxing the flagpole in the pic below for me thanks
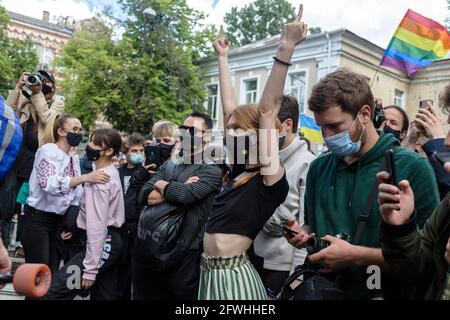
[370,64,381,88]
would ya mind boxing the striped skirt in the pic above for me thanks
[198,252,267,300]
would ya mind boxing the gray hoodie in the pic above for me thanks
[254,137,316,274]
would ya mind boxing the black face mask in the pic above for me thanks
[85,145,104,162]
[42,84,53,96]
[66,132,83,147]
[159,143,174,161]
[223,134,257,165]
[383,125,402,141]
[179,132,203,159]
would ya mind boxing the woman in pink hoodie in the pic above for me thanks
[43,128,126,300]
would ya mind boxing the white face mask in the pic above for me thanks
[324,114,365,157]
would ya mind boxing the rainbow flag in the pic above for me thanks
[299,114,323,145]
[380,9,450,78]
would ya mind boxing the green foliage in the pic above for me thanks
[224,0,322,47]
[0,5,38,97]
[223,0,297,47]
[59,0,217,133]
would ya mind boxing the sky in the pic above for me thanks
[1,0,448,48]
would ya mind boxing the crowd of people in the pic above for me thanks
[0,4,449,300]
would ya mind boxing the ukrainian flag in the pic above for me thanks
[299,113,323,145]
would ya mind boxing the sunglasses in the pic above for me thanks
[178,125,206,135]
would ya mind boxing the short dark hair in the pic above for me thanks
[90,128,123,157]
[308,69,375,118]
[279,95,299,133]
[144,134,153,141]
[124,133,144,151]
[189,111,213,130]
[383,105,409,132]
[38,70,55,85]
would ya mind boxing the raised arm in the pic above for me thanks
[259,4,308,185]
[213,26,237,129]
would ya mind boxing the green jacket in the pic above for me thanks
[304,131,440,299]
[380,193,450,300]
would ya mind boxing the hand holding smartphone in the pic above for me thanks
[384,149,397,186]
[419,99,433,110]
[275,223,299,237]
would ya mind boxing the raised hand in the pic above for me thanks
[280,4,308,48]
[377,171,415,226]
[414,103,445,139]
[213,25,230,57]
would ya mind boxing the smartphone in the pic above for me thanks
[145,145,160,166]
[275,223,299,237]
[419,99,433,109]
[433,151,450,166]
[384,149,397,186]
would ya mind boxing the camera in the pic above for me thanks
[26,72,43,87]
[306,232,349,255]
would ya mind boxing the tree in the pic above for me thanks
[0,5,38,97]
[58,17,121,129]
[224,0,297,47]
[59,0,217,133]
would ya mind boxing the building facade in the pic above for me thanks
[200,29,450,132]
[6,10,74,95]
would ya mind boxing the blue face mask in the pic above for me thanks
[324,116,365,157]
[129,153,145,165]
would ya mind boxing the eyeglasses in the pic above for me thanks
[64,128,85,135]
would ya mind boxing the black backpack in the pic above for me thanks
[132,161,188,271]
[279,260,344,300]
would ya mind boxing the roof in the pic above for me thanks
[6,10,73,36]
[206,28,448,62]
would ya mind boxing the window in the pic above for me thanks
[244,79,258,103]
[33,43,54,70]
[207,84,218,120]
[394,89,405,108]
[286,72,306,113]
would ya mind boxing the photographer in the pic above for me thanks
[283,69,439,300]
[406,91,450,199]
[378,85,450,300]
[7,71,64,147]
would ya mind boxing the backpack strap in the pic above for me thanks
[352,145,400,245]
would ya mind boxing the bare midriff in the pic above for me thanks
[203,232,253,257]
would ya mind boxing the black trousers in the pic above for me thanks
[44,227,124,300]
[132,249,201,300]
[21,206,63,273]
[262,269,290,295]
[117,227,133,300]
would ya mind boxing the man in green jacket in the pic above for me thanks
[285,69,439,299]
[378,84,450,300]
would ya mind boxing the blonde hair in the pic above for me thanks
[152,120,178,138]
[43,113,78,144]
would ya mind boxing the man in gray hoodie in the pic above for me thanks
[254,95,316,297]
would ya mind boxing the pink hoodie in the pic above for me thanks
[77,164,125,281]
